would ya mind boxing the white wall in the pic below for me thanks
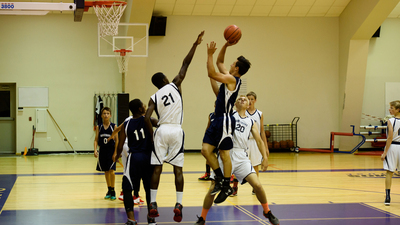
[0,14,121,152]
[362,18,400,147]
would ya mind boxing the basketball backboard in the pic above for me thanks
[98,23,148,58]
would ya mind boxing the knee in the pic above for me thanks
[201,148,209,157]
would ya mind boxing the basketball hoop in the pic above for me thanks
[114,49,132,73]
[86,1,127,37]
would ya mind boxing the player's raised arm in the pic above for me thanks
[173,31,204,88]
[207,42,236,85]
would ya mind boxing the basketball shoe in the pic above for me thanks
[104,190,111,199]
[198,173,210,181]
[230,186,238,197]
[214,185,233,204]
[385,195,391,206]
[263,210,280,225]
[133,195,145,205]
[173,203,183,222]
[147,215,157,225]
[110,190,116,200]
[118,191,124,201]
[210,176,223,195]
[124,220,137,225]
[194,216,205,225]
[149,202,159,217]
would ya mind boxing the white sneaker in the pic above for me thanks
[119,191,124,201]
[133,195,145,205]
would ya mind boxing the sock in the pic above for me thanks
[176,191,183,204]
[206,164,211,174]
[261,203,270,213]
[134,191,139,198]
[200,208,210,220]
[386,189,391,197]
[214,168,223,177]
[233,181,238,188]
[107,186,111,195]
[150,189,158,203]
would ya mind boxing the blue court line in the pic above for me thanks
[1,168,387,177]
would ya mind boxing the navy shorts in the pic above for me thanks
[122,152,153,191]
[203,114,236,150]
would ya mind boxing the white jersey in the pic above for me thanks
[388,118,400,142]
[246,109,262,139]
[232,111,254,150]
[151,83,183,126]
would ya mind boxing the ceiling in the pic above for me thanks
[4,0,400,18]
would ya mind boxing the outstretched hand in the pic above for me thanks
[225,40,238,47]
[195,30,205,45]
[207,41,217,55]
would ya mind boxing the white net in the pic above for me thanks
[115,50,131,73]
[93,1,127,37]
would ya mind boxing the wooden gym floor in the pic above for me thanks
[0,151,400,225]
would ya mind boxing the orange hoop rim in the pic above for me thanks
[85,1,127,8]
[114,49,132,56]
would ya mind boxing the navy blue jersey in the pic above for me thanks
[97,123,116,147]
[124,116,153,154]
[214,76,241,116]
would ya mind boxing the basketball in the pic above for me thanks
[280,140,288,149]
[287,140,294,148]
[224,25,242,43]
[265,130,271,138]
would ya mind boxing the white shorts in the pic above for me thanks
[151,124,184,167]
[211,148,255,184]
[383,143,400,172]
[121,139,129,168]
[248,138,263,167]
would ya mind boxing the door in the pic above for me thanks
[0,83,16,154]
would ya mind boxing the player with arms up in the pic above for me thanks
[144,31,204,222]
[202,40,251,203]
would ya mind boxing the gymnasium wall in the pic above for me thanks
[1,14,341,152]
[0,14,121,152]
[362,18,400,146]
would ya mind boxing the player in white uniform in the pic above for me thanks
[381,100,400,206]
[144,31,204,222]
[194,96,279,225]
[241,91,269,195]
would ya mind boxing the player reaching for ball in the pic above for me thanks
[201,37,251,204]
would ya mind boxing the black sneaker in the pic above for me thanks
[149,202,159,217]
[194,215,205,225]
[173,203,183,222]
[147,215,157,225]
[214,185,233,204]
[210,176,223,195]
[124,220,137,225]
[263,210,280,225]
[385,195,391,206]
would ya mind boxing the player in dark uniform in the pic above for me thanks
[202,41,251,204]
[114,99,158,225]
[94,107,118,200]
